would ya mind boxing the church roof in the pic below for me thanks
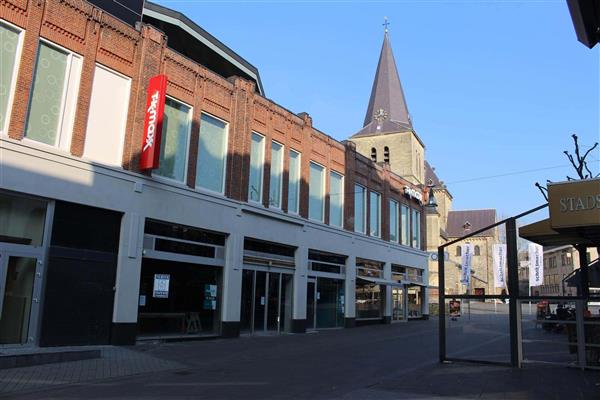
[446,210,497,238]
[352,32,412,138]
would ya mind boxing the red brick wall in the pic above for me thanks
[1,0,426,250]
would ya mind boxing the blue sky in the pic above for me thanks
[157,0,599,220]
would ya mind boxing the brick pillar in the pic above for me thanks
[226,77,254,201]
[298,113,312,219]
[7,0,45,140]
[122,25,166,172]
[69,9,102,156]
[344,141,356,232]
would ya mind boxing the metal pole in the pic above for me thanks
[438,247,446,363]
[577,246,590,303]
[506,219,522,368]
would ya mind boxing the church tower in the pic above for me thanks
[350,28,425,185]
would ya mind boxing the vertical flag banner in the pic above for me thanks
[528,243,544,287]
[493,244,507,288]
[460,243,474,286]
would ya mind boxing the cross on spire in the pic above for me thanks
[383,17,390,33]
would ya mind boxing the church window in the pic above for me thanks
[384,146,390,163]
[371,147,377,162]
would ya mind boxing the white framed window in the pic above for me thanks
[389,199,399,243]
[412,209,421,248]
[154,96,192,183]
[369,191,381,238]
[287,149,301,213]
[248,132,265,203]
[400,204,410,246]
[354,184,366,234]
[0,21,24,135]
[25,39,82,150]
[329,171,344,228]
[196,112,228,193]
[269,140,284,208]
[308,161,325,222]
[83,64,131,166]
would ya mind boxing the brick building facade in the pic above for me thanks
[0,0,428,347]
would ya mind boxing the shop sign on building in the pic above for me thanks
[140,74,168,170]
[153,274,170,298]
[548,179,600,229]
[404,186,423,204]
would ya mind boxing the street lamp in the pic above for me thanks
[425,181,438,209]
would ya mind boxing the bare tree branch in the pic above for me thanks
[535,182,548,201]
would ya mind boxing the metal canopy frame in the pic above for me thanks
[437,203,594,368]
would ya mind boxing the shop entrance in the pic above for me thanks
[240,269,293,334]
[0,251,40,345]
[306,277,345,330]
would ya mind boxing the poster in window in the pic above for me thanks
[153,274,170,298]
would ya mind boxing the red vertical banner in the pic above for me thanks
[140,74,168,170]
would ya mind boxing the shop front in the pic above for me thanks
[240,238,295,335]
[137,219,225,339]
[306,250,346,330]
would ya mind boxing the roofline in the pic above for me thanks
[143,2,265,95]
[448,208,497,213]
[350,128,426,149]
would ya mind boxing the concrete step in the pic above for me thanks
[0,349,101,369]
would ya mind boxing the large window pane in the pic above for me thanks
[369,192,381,238]
[401,204,410,246]
[0,23,20,131]
[412,209,421,248]
[269,141,283,207]
[0,193,47,246]
[329,172,343,228]
[196,113,227,193]
[155,98,191,182]
[248,133,264,202]
[309,162,325,222]
[354,185,366,234]
[389,200,398,243]
[25,42,68,145]
[288,150,300,213]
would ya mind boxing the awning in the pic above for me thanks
[357,276,404,287]
[519,218,598,247]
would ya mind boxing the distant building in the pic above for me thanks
[533,246,599,296]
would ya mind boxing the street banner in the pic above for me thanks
[493,244,507,288]
[140,74,167,170]
[460,243,473,286]
[528,243,544,287]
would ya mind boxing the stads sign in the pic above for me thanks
[140,75,167,170]
[548,179,600,229]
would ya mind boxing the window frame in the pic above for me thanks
[287,149,301,214]
[0,20,24,136]
[268,140,284,209]
[329,170,344,228]
[24,38,83,151]
[354,184,367,234]
[248,131,266,204]
[411,208,421,249]
[389,199,399,243]
[196,111,229,195]
[151,95,193,185]
[308,160,326,223]
[369,191,381,238]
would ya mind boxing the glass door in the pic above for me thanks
[0,254,38,344]
[392,287,405,321]
[307,279,316,330]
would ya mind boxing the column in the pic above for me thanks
[221,232,243,337]
[344,254,356,327]
[111,212,144,345]
[383,262,392,324]
[292,246,308,333]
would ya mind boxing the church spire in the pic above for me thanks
[353,24,412,137]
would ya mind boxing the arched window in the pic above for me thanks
[474,245,480,256]
[384,146,390,163]
[371,147,377,162]
[456,246,462,256]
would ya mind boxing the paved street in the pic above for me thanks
[1,315,599,399]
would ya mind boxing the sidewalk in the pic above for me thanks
[0,346,184,396]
